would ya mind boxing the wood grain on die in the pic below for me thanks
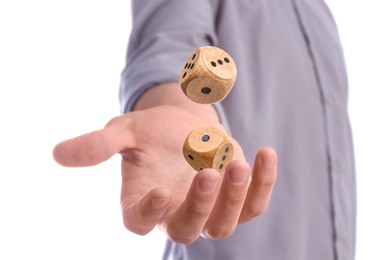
[179,46,237,104]
[183,126,234,172]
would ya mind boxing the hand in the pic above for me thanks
[53,105,277,244]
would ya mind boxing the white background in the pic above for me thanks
[0,1,389,259]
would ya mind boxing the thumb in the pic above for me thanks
[53,116,136,167]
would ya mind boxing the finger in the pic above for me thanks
[52,114,136,167]
[203,160,250,239]
[165,169,220,244]
[122,187,171,236]
[239,148,277,223]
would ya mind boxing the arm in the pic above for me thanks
[53,0,277,242]
[53,81,277,243]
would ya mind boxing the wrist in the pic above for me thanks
[134,83,220,124]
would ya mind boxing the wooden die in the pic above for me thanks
[179,46,237,104]
[183,126,234,172]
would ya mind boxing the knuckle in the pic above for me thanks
[166,227,198,244]
[122,207,153,236]
[138,209,160,223]
[253,178,275,191]
[104,116,120,127]
[262,178,276,189]
[205,227,234,239]
[222,186,246,206]
[226,196,244,206]
[245,204,267,219]
[123,221,150,236]
[187,203,211,218]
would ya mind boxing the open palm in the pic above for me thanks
[53,105,277,243]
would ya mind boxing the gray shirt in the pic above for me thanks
[120,0,356,259]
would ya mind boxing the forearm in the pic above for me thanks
[133,82,220,124]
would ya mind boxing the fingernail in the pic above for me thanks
[262,155,275,168]
[152,198,170,209]
[198,179,218,193]
[229,169,247,184]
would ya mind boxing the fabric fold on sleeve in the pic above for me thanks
[119,0,219,114]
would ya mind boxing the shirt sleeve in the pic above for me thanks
[119,0,218,114]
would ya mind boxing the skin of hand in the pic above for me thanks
[53,83,277,244]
